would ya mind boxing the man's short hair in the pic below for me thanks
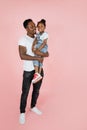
[23,19,33,28]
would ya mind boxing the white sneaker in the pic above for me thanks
[19,113,25,124]
[31,107,42,115]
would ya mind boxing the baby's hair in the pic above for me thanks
[37,19,46,27]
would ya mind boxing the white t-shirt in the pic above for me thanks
[18,35,35,71]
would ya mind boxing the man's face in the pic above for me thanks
[26,21,36,35]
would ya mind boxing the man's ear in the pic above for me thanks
[26,28,28,31]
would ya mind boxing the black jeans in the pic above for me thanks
[20,69,44,113]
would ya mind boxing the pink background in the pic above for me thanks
[0,0,87,130]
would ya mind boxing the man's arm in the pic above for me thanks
[34,49,49,57]
[19,45,43,62]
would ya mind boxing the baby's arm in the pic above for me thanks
[32,37,37,52]
[38,38,48,51]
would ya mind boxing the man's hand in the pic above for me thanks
[37,57,44,63]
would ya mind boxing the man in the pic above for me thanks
[18,19,49,124]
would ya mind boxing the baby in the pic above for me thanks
[32,19,48,83]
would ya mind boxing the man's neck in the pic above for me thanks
[27,33,35,38]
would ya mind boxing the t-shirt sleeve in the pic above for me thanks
[18,38,26,47]
[43,32,48,40]
[40,32,48,41]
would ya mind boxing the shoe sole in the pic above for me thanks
[32,76,42,84]
[32,75,41,82]
[31,109,42,115]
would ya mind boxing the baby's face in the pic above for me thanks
[37,23,45,33]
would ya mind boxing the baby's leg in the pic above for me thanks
[34,65,39,73]
[39,62,43,74]
[33,60,39,73]
[39,67,42,74]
